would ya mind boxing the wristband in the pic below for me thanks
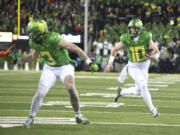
[155,53,160,60]
[85,58,92,65]
[108,56,115,64]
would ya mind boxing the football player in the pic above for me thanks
[16,19,96,127]
[0,44,15,57]
[104,18,160,117]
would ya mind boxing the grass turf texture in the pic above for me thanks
[0,70,180,135]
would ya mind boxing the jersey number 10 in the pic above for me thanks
[129,46,146,62]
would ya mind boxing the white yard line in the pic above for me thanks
[0,117,180,128]
[91,122,180,127]
[1,109,180,116]
[1,101,180,108]
[106,87,159,91]
[76,75,118,79]
[125,84,169,87]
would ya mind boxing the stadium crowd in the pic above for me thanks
[0,0,180,73]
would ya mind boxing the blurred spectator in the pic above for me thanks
[0,0,180,73]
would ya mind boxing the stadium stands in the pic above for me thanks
[0,0,179,72]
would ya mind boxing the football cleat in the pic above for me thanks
[115,87,122,102]
[23,116,34,128]
[152,108,159,118]
[76,114,89,125]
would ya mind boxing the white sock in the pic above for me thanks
[75,112,81,117]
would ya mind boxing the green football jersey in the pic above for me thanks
[29,32,76,67]
[120,31,152,62]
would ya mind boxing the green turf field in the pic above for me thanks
[0,70,180,135]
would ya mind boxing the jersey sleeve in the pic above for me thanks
[0,51,6,57]
[146,31,152,42]
[120,34,127,45]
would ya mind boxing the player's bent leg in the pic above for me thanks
[64,75,80,112]
[115,85,141,102]
[64,75,89,125]
[23,65,57,127]
[30,83,50,116]
[23,83,50,128]
[137,80,159,117]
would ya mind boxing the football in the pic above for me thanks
[145,48,155,57]
[90,64,99,72]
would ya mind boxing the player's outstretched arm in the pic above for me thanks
[16,49,39,64]
[104,42,124,72]
[0,51,7,57]
[7,44,16,52]
[0,44,16,57]
[58,39,92,65]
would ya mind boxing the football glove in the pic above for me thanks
[85,58,99,72]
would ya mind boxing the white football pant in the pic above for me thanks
[120,60,156,111]
[30,64,74,117]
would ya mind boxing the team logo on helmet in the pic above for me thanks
[28,19,48,40]
[128,18,143,37]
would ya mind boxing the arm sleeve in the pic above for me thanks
[0,51,9,57]
[120,34,126,45]
[0,52,5,57]
[147,32,152,42]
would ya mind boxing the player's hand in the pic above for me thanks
[104,63,113,72]
[145,49,156,60]
[146,54,156,60]
[85,58,99,72]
